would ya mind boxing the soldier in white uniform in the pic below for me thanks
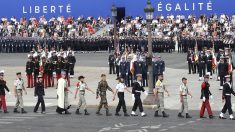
[154,74,169,118]
[74,76,94,115]
[178,77,193,118]
[13,72,27,114]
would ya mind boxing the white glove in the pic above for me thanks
[126,73,128,75]
[8,92,11,95]
[144,91,148,95]
[203,97,206,102]
[163,72,165,74]
[132,94,135,101]
[210,95,213,99]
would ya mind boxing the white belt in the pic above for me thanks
[225,94,231,96]
[135,91,141,93]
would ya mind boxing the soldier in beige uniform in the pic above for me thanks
[154,74,169,117]
[13,72,27,114]
[178,77,193,118]
[74,76,95,115]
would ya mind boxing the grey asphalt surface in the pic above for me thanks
[0,107,235,132]
[0,52,187,69]
[0,52,235,132]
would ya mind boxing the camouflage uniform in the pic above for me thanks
[96,80,113,115]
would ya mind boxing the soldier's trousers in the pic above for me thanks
[47,74,53,87]
[15,90,24,109]
[127,73,133,87]
[200,99,213,117]
[220,75,226,86]
[188,63,193,74]
[116,65,119,78]
[43,73,48,88]
[97,96,109,112]
[179,96,188,114]
[207,63,212,76]
[77,92,87,110]
[142,73,148,87]
[109,64,115,74]
[27,74,33,88]
[155,92,164,112]
[221,96,233,115]
[132,95,143,112]
[34,73,39,87]
[116,92,127,113]
[199,63,206,77]
[70,64,75,76]
[34,96,45,112]
[0,95,7,111]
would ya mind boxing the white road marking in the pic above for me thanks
[2,116,35,119]
[0,119,24,121]
[168,126,176,129]
[0,121,13,124]
[196,119,202,121]
[159,129,168,132]
[178,123,186,126]
[187,121,195,124]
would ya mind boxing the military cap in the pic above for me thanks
[101,74,106,77]
[78,76,85,80]
[16,72,21,75]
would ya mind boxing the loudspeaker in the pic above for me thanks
[116,7,125,22]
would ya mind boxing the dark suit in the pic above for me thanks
[34,81,45,112]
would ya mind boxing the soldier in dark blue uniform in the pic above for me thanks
[142,58,148,87]
[133,56,143,81]
[34,74,46,114]
[126,57,133,87]
[157,56,165,77]
[67,52,76,78]
[119,57,128,85]
[108,52,115,74]
[198,51,207,81]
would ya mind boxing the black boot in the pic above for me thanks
[13,108,20,113]
[178,113,184,118]
[209,115,214,119]
[124,113,130,117]
[162,111,169,118]
[96,111,102,116]
[65,110,71,115]
[154,111,161,117]
[21,108,27,114]
[115,112,121,116]
[84,109,90,115]
[75,109,81,115]
[106,110,112,116]
[186,113,192,118]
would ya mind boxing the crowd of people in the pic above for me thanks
[186,46,234,90]
[0,14,235,53]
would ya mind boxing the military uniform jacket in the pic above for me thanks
[134,61,143,75]
[222,82,235,99]
[0,80,10,95]
[68,56,76,65]
[34,82,45,96]
[132,81,145,98]
[187,52,193,63]
[153,61,159,75]
[34,61,40,74]
[26,61,34,74]
[56,61,64,74]
[63,62,70,74]
[157,60,165,74]
[201,82,212,99]
[218,63,228,76]
[119,61,127,74]
[108,55,115,64]
[96,80,112,97]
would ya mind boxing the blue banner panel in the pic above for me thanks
[0,0,234,18]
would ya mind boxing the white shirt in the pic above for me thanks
[116,83,126,92]
[14,78,24,90]
[179,83,188,96]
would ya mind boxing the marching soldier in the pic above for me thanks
[133,56,143,81]
[96,74,114,116]
[142,58,148,87]
[41,56,48,88]
[0,71,10,113]
[206,50,213,79]
[67,52,76,78]
[113,77,131,116]
[218,57,228,90]
[131,74,148,117]
[33,57,40,87]
[119,57,128,84]
[126,57,133,87]
[63,58,70,87]
[200,75,214,119]
[26,56,34,88]
[154,74,169,118]
[115,55,121,78]
[34,74,46,114]
[75,76,95,115]
[198,51,206,81]
[55,56,64,81]
[13,72,27,114]
[46,59,53,87]
[178,77,193,118]
[187,50,194,74]
[108,52,115,74]
[219,75,235,120]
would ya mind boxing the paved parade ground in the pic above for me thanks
[0,52,235,132]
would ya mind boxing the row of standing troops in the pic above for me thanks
[109,52,165,87]
[179,37,235,53]
[0,37,112,53]
[187,47,233,88]
[26,50,76,88]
